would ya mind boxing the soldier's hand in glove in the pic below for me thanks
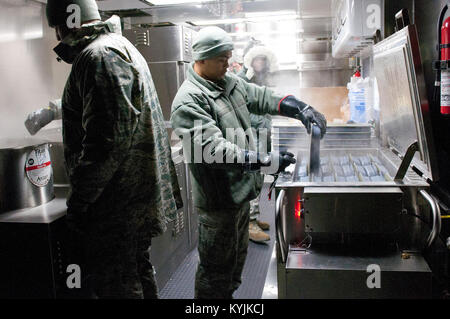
[267,151,296,175]
[279,95,327,139]
[24,99,62,135]
[242,150,296,175]
[275,151,296,173]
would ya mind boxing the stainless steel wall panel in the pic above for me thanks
[124,26,195,122]
[0,1,71,140]
[148,62,186,121]
[123,26,194,62]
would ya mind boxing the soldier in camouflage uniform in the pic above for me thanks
[171,27,327,298]
[46,0,182,298]
[238,44,280,243]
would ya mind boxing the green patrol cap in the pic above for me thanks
[46,0,101,28]
[192,26,234,61]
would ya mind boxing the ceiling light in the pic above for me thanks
[192,16,299,26]
[248,15,298,22]
[244,10,297,18]
[228,30,304,37]
[141,0,214,5]
[191,18,247,26]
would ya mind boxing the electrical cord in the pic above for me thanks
[405,212,449,247]
[407,212,450,298]
[298,234,312,249]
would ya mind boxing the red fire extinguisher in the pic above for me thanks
[436,4,450,116]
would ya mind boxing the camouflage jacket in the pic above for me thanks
[57,16,182,236]
[171,63,283,211]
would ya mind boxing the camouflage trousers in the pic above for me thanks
[195,202,250,299]
[249,195,261,221]
[65,213,159,299]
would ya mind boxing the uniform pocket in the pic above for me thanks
[198,222,236,267]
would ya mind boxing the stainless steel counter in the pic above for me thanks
[0,186,69,298]
[0,141,183,225]
[0,142,196,297]
[0,186,67,224]
[262,245,278,299]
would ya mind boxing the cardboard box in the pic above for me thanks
[298,87,349,123]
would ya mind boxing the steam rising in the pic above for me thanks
[0,1,70,144]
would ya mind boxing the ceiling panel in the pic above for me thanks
[99,0,333,23]
[298,0,332,17]
[97,0,150,11]
[98,0,335,63]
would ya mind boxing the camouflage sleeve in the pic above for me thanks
[171,98,244,169]
[67,48,139,213]
[50,99,62,120]
[249,113,271,130]
[243,80,284,116]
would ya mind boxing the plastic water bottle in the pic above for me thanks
[347,70,367,123]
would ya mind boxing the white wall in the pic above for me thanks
[0,0,71,140]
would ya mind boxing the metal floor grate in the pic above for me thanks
[159,181,276,299]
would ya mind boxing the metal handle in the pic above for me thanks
[308,124,321,178]
[419,189,442,249]
[275,189,288,263]
[373,29,382,44]
[394,141,419,181]
[395,8,411,32]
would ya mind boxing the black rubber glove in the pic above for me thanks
[279,95,327,139]
[275,151,297,174]
[242,150,271,171]
[243,150,296,174]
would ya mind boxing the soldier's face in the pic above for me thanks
[202,51,232,81]
[252,56,268,73]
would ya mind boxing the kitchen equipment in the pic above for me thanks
[32,127,69,187]
[273,23,439,298]
[123,25,196,126]
[308,124,321,177]
[332,0,383,58]
[0,138,54,213]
